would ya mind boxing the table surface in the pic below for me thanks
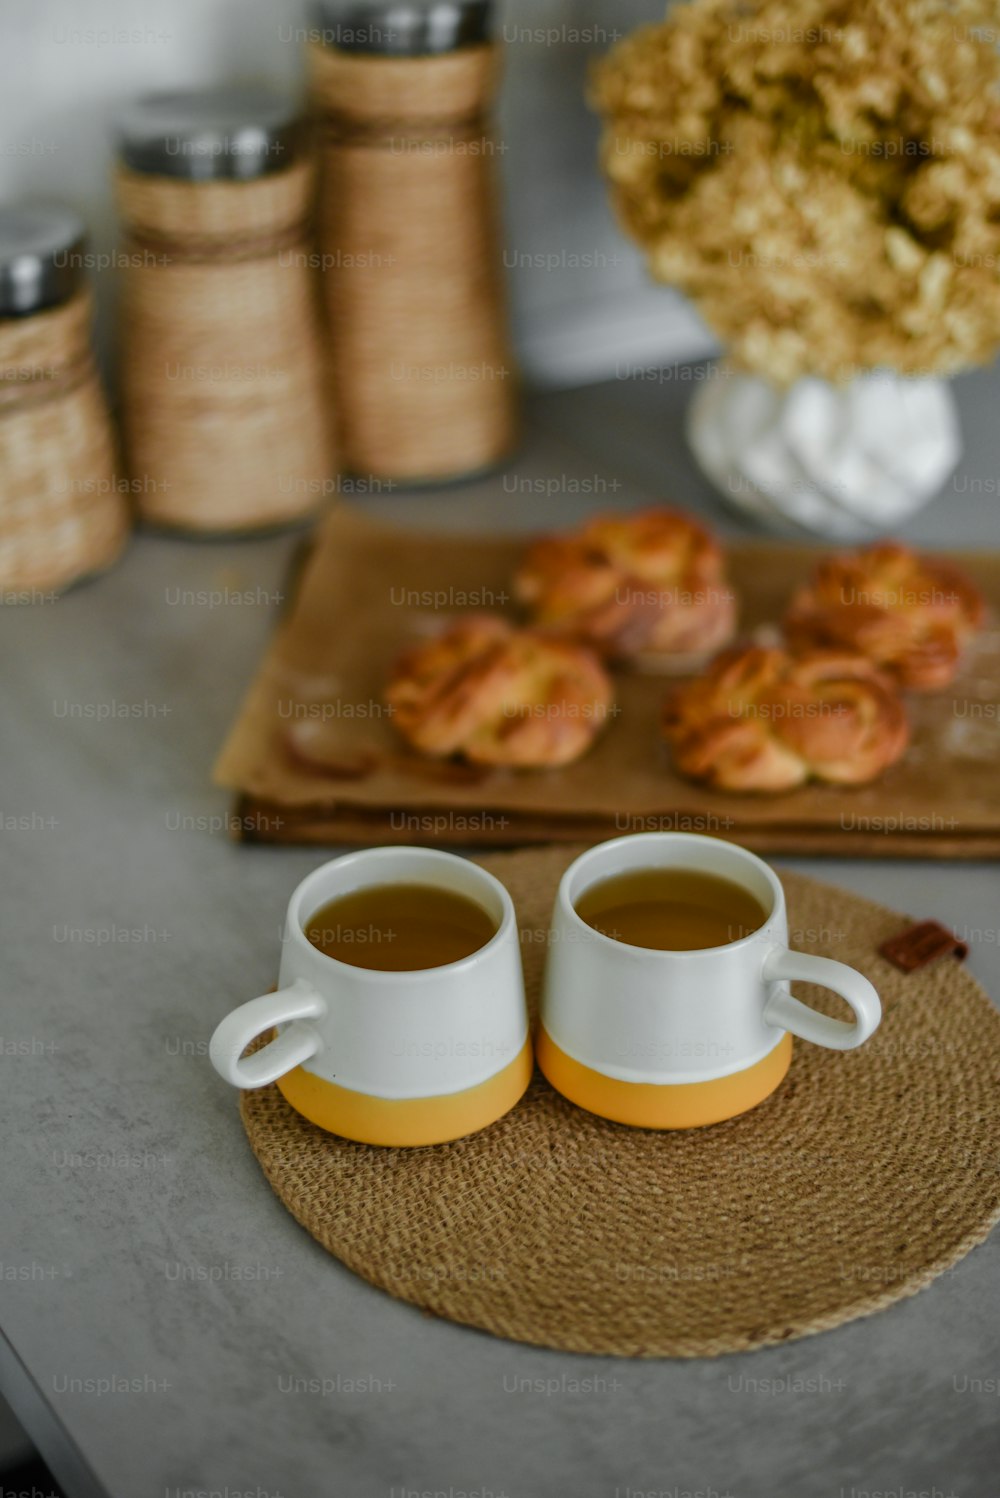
[3,364,1000,1498]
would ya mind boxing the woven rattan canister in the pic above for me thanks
[114,88,334,534]
[0,204,127,596]
[309,0,518,482]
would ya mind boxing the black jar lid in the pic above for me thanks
[116,86,303,182]
[0,202,86,317]
[311,0,491,54]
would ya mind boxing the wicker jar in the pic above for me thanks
[0,204,127,596]
[309,0,519,483]
[114,88,334,534]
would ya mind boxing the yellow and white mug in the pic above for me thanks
[209,848,532,1147]
[536,833,881,1130]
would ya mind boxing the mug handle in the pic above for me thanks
[209,978,326,1088]
[762,949,881,1051]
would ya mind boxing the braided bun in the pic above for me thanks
[784,543,985,691]
[515,507,737,661]
[385,615,614,768]
[664,645,910,792]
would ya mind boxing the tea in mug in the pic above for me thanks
[575,867,768,952]
[304,883,497,971]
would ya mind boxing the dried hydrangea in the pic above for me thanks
[591,0,1000,384]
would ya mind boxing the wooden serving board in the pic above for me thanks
[215,508,1000,858]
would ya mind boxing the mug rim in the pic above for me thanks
[557,831,785,960]
[284,846,516,983]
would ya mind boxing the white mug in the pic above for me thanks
[210,848,532,1147]
[536,833,881,1129]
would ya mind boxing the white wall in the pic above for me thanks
[0,0,715,387]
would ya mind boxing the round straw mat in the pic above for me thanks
[240,845,1000,1357]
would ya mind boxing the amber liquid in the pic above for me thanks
[304,883,497,971]
[575,868,767,951]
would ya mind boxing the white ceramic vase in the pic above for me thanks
[687,365,962,539]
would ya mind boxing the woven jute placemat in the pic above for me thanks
[240,846,1000,1358]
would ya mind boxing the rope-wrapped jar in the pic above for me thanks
[309,0,518,482]
[114,88,334,533]
[0,204,127,596]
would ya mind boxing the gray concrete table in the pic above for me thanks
[3,366,999,1498]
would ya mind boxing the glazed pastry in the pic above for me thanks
[663,645,910,793]
[384,614,614,768]
[784,543,985,691]
[514,507,737,661]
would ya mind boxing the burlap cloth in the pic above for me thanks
[240,846,1000,1357]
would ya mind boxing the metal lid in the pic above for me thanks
[0,202,86,317]
[116,87,303,181]
[311,0,491,54]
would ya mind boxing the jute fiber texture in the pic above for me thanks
[309,42,518,481]
[240,846,1000,1357]
[115,160,334,533]
[0,290,127,593]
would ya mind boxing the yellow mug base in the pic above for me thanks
[275,1037,534,1147]
[535,1027,793,1130]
